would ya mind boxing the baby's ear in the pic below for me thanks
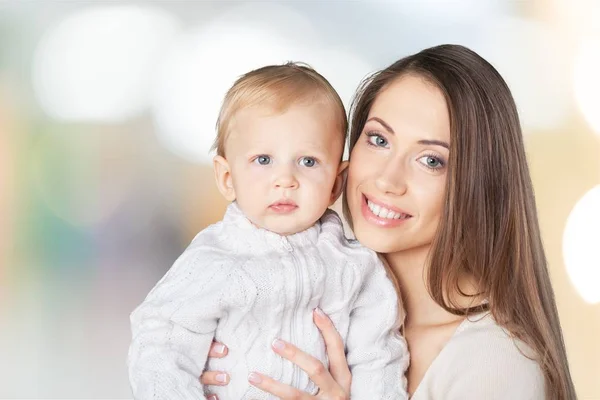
[213,155,236,201]
[329,161,349,206]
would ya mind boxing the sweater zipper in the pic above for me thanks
[284,237,301,389]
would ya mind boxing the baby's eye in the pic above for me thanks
[299,157,318,168]
[254,155,271,165]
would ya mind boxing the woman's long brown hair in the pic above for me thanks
[343,44,576,399]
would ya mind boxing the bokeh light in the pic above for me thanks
[563,185,600,304]
[32,5,180,123]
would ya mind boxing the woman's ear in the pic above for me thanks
[213,155,236,201]
[329,161,349,206]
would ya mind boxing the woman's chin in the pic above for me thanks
[353,228,403,254]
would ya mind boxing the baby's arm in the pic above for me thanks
[345,254,409,400]
[127,247,231,400]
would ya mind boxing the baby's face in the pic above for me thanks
[225,102,344,235]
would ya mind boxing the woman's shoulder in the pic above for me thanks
[416,312,545,399]
[451,312,539,363]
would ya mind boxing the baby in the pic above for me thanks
[128,62,408,399]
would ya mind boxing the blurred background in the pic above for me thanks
[0,0,599,398]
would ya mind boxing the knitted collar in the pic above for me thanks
[222,201,323,253]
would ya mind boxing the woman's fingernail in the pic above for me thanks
[248,372,262,384]
[314,307,325,318]
[215,373,228,383]
[272,338,285,351]
[207,395,218,400]
[215,343,226,354]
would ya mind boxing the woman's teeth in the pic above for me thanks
[367,200,409,220]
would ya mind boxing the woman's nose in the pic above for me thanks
[374,156,408,196]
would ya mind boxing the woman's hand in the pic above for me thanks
[200,341,230,400]
[248,308,351,399]
[202,308,351,400]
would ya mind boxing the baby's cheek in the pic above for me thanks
[300,171,337,213]
[302,172,333,202]
[302,164,337,185]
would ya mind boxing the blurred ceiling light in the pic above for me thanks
[473,18,570,131]
[32,5,181,123]
[563,185,600,304]
[574,39,600,136]
[152,4,320,164]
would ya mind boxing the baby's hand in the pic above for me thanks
[200,341,229,400]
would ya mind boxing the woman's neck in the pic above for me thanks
[384,245,469,328]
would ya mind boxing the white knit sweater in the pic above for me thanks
[128,203,408,400]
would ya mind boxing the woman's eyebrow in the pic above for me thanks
[418,139,449,149]
[366,117,395,134]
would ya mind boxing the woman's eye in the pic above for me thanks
[419,155,444,169]
[367,134,388,147]
[299,157,317,167]
[255,155,271,165]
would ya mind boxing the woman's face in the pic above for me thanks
[346,74,451,254]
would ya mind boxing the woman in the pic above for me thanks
[200,44,577,399]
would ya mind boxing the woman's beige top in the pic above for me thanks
[411,312,545,400]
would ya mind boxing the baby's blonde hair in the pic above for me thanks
[211,62,348,157]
